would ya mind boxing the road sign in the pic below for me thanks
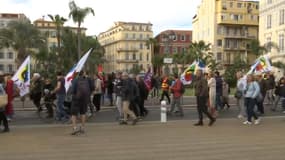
[163,58,173,64]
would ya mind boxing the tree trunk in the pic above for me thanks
[56,26,61,70]
[77,23,81,61]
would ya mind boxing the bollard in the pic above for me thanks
[161,100,167,123]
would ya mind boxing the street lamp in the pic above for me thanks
[162,30,176,75]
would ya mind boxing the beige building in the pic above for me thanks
[33,18,86,51]
[0,13,30,73]
[259,0,285,62]
[193,0,259,67]
[98,22,153,73]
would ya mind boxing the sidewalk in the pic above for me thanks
[1,117,285,160]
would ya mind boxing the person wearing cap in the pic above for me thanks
[30,73,43,112]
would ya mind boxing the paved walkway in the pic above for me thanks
[1,117,285,160]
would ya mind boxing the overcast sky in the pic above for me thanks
[1,0,202,36]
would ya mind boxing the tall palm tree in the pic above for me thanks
[249,39,279,58]
[0,21,45,66]
[48,14,67,69]
[68,0,95,60]
[188,40,213,64]
[146,38,159,72]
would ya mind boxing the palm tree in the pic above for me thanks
[152,54,164,75]
[0,21,45,66]
[248,39,279,58]
[48,14,67,69]
[146,38,159,72]
[188,40,213,64]
[68,0,95,60]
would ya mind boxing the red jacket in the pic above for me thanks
[171,79,182,98]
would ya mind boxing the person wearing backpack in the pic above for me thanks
[168,73,184,117]
[70,71,92,135]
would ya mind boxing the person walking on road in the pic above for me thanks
[207,71,217,117]
[243,74,261,125]
[70,71,92,135]
[169,73,184,117]
[52,71,69,122]
[119,72,138,125]
[160,75,171,104]
[236,71,246,119]
[194,69,216,126]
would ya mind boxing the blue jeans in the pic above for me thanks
[56,94,69,120]
[245,97,258,122]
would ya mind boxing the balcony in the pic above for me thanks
[223,34,256,39]
[223,46,247,51]
[116,59,139,63]
[117,48,139,52]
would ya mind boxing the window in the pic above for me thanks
[8,64,13,73]
[217,39,222,47]
[279,34,284,52]
[280,9,285,25]
[140,43,143,49]
[0,64,3,71]
[217,52,222,61]
[50,31,56,38]
[132,53,136,60]
[140,53,142,60]
[237,3,242,8]
[267,37,272,51]
[231,14,239,21]
[125,53,129,60]
[8,52,13,59]
[233,40,238,48]
[267,15,272,29]
[173,47,177,53]
[132,33,136,39]
[222,2,227,10]
[125,33,129,39]
[164,47,170,54]
[217,26,223,35]
[0,52,4,59]
[181,35,185,41]
[230,2,233,8]
[140,34,143,39]
[147,53,149,61]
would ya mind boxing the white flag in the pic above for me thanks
[65,48,92,92]
[12,56,30,96]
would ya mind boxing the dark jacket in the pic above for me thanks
[194,76,209,97]
[258,79,267,97]
[137,79,148,100]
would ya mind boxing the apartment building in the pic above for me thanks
[193,0,259,67]
[33,18,86,50]
[98,22,153,73]
[259,0,285,62]
[0,13,30,73]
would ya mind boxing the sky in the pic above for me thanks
[0,0,202,36]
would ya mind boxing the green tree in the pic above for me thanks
[152,54,164,75]
[48,14,67,69]
[0,21,45,66]
[188,40,213,65]
[248,39,279,58]
[68,0,95,60]
[224,58,248,87]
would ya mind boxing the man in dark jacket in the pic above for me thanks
[215,71,223,110]
[120,72,137,125]
[136,75,149,117]
[194,69,216,126]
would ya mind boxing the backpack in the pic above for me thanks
[75,77,90,99]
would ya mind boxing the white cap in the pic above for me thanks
[33,73,40,78]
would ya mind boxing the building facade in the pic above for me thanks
[193,0,259,67]
[155,30,192,55]
[0,13,29,73]
[98,22,153,73]
[155,30,192,74]
[259,0,285,62]
[33,18,86,51]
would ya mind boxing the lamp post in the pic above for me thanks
[163,30,176,75]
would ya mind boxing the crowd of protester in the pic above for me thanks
[1,69,285,135]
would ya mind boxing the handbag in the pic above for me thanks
[234,90,243,99]
[0,85,7,108]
